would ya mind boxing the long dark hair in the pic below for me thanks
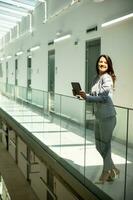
[96,54,116,87]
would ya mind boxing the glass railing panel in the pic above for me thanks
[48,92,55,113]
[0,82,5,93]
[0,89,27,117]
[60,95,86,181]
[31,88,44,108]
[15,91,46,131]
[126,109,133,200]
[27,87,32,102]
[14,86,19,101]
[17,86,27,101]
[1,86,36,122]
[0,83,13,99]
[1,87,133,200]
[45,93,61,155]
[29,93,61,156]
[5,84,15,99]
[84,102,98,181]
[113,106,127,198]
[43,91,49,114]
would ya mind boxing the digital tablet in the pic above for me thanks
[71,82,81,95]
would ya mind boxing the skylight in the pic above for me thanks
[0,0,39,39]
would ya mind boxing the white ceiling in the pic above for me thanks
[0,0,40,39]
[0,0,106,39]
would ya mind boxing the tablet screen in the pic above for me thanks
[71,82,81,95]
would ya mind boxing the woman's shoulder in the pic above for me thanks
[101,73,113,84]
[101,73,112,80]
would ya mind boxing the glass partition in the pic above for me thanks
[31,88,44,108]
[5,83,15,98]
[43,91,49,114]
[39,93,61,155]
[0,83,133,200]
[126,109,133,200]
[0,83,14,99]
[60,95,86,181]
[0,82,6,94]
[17,86,27,101]
[91,106,127,199]
[84,102,98,184]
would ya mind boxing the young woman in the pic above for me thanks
[79,55,120,184]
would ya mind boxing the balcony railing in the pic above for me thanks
[0,82,133,200]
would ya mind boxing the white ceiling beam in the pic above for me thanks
[0,30,7,33]
[0,0,34,10]
[0,20,16,26]
[0,27,10,31]
[0,5,28,16]
[0,13,21,22]
[0,22,15,28]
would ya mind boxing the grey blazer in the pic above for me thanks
[86,73,116,119]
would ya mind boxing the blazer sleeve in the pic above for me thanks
[86,74,113,103]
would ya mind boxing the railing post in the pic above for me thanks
[124,108,129,200]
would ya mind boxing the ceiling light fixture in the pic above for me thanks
[15,51,23,56]
[54,34,71,43]
[29,45,40,52]
[101,13,133,27]
[93,0,104,2]
[0,57,4,61]
[6,55,12,59]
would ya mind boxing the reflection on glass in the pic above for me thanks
[60,95,86,178]
[126,109,133,200]
[0,84,133,200]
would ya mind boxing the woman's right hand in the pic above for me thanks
[79,90,86,99]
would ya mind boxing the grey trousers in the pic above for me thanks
[94,116,116,171]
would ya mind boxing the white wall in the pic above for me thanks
[101,19,133,108]
[55,39,85,95]
[0,0,133,94]
[0,0,133,142]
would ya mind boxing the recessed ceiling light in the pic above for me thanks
[54,34,71,43]
[93,0,104,2]
[101,13,133,27]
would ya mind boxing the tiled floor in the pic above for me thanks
[0,142,38,200]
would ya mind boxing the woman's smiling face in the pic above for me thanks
[98,56,108,75]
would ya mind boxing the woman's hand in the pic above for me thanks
[79,90,86,99]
